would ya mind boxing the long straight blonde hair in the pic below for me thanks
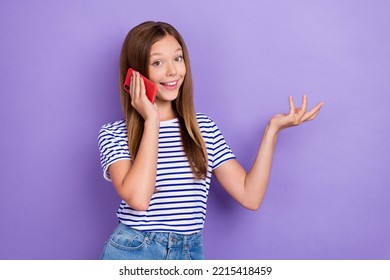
[119,21,208,179]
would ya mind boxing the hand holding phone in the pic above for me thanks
[124,68,157,103]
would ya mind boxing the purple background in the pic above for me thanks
[1,0,389,260]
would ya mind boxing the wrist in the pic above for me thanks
[265,122,280,137]
[144,117,160,129]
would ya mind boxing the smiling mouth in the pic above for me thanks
[161,81,178,87]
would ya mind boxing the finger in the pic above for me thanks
[302,102,323,121]
[130,71,136,100]
[135,72,140,98]
[305,108,321,121]
[288,96,296,116]
[309,102,324,119]
[308,102,324,116]
[139,74,146,97]
[297,94,308,121]
[133,72,141,100]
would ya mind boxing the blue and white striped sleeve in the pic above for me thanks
[98,125,131,181]
[209,118,236,170]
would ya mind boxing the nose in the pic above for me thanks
[166,62,177,77]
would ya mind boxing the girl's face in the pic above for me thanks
[148,35,186,103]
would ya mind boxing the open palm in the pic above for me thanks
[269,95,324,132]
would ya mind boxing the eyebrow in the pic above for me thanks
[150,47,183,58]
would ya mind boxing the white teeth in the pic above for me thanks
[163,81,177,86]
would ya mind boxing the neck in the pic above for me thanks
[155,99,176,121]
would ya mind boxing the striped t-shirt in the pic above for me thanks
[98,113,235,234]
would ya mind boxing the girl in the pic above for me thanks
[98,21,323,260]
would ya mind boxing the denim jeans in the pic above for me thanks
[100,223,204,260]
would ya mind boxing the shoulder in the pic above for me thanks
[99,119,126,133]
[196,113,216,128]
[196,113,223,139]
[98,119,127,141]
[100,119,126,131]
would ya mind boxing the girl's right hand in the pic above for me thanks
[129,71,159,122]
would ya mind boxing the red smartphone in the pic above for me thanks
[123,68,157,103]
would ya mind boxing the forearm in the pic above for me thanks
[121,119,159,210]
[215,96,323,210]
[243,124,279,209]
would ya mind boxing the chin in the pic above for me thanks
[157,91,179,102]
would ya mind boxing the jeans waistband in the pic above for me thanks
[118,223,202,249]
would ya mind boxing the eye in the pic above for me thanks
[175,55,183,62]
[152,60,163,67]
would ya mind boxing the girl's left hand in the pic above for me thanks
[269,95,324,132]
